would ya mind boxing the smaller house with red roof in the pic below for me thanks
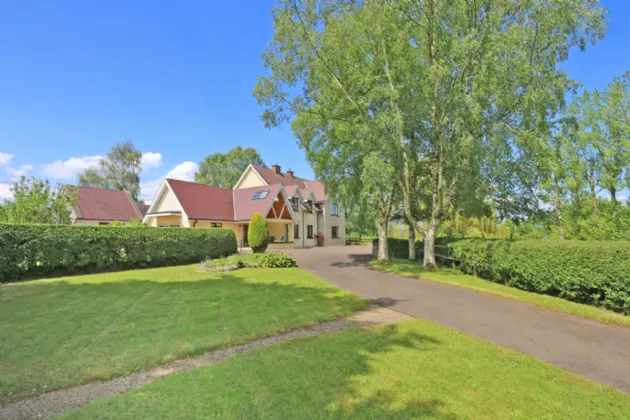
[67,186,148,225]
[142,164,345,248]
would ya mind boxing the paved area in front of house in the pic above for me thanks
[286,245,630,393]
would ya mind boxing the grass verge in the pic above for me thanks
[370,258,630,326]
[0,264,367,404]
[61,319,630,419]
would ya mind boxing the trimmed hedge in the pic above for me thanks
[248,213,269,253]
[449,239,630,315]
[0,224,237,282]
[371,237,451,259]
[200,252,297,272]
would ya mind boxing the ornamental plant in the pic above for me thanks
[248,212,269,253]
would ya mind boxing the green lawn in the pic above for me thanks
[0,264,367,404]
[62,319,630,419]
[371,259,630,326]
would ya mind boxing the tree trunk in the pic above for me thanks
[589,167,597,216]
[377,216,389,261]
[423,226,437,269]
[408,225,416,260]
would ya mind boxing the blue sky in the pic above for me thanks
[1,0,629,202]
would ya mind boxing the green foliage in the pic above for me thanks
[259,253,297,268]
[256,0,607,266]
[0,225,237,282]
[449,239,630,314]
[195,146,266,189]
[0,177,77,224]
[200,253,297,272]
[248,213,269,253]
[372,238,421,260]
[78,139,143,201]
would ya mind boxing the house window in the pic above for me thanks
[331,204,339,216]
[307,200,313,213]
[252,191,269,200]
[332,226,339,239]
[307,225,314,239]
[211,222,222,228]
[99,222,110,226]
[291,197,299,211]
[294,224,300,239]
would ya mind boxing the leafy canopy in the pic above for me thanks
[0,176,77,224]
[195,146,266,189]
[79,139,143,201]
[255,0,608,262]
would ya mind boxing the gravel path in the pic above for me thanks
[0,305,410,420]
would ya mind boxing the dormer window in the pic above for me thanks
[290,197,299,211]
[252,191,269,200]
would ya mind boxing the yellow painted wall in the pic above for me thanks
[155,187,181,212]
[235,168,266,189]
[149,215,184,227]
[268,221,293,242]
[194,220,246,246]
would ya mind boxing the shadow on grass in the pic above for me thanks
[0,270,367,404]
[64,322,453,419]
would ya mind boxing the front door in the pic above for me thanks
[243,224,249,246]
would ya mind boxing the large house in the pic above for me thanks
[143,164,345,248]
[68,186,149,225]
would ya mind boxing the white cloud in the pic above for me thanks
[166,161,198,181]
[141,152,163,170]
[0,152,15,167]
[41,155,101,179]
[139,161,198,203]
[6,164,33,181]
[0,183,13,201]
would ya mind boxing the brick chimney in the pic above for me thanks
[286,168,294,177]
[271,163,282,174]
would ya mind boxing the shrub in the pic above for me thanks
[259,253,297,268]
[448,239,630,315]
[372,238,422,259]
[0,224,237,282]
[248,213,269,253]
[200,252,296,272]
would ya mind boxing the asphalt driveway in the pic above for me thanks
[286,245,630,393]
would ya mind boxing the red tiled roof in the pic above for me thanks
[73,186,143,221]
[163,179,287,222]
[251,164,327,201]
[138,204,150,217]
[233,184,283,221]
[166,179,234,220]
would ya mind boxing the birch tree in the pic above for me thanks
[255,0,606,266]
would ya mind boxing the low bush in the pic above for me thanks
[0,224,237,282]
[259,253,297,268]
[448,239,630,315]
[200,252,297,272]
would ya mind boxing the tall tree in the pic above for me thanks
[195,146,266,188]
[0,176,77,224]
[78,139,142,201]
[255,0,606,267]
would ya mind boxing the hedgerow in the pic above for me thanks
[449,239,630,315]
[0,224,237,282]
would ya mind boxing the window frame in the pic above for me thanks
[211,222,223,228]
[307,225,314,239]
[331,204,339,216]
[331,226,339,239]
[294,223,300,239]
